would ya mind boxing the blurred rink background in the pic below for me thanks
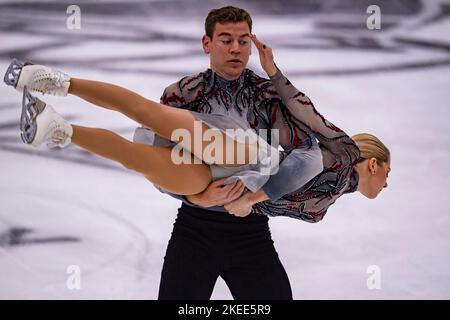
[0,0,449,299]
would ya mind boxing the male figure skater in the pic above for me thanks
[143,6,294,299]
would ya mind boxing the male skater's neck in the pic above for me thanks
[211,66,243,81]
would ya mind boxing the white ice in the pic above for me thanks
[0,1,449,299]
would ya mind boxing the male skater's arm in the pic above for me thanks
[267,68,359,161]
[252,35,359,202]
[225,36,360,216]
[154,178,244,209]
[226,70,358,214]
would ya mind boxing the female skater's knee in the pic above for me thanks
[120,143,150,174]
[132,106,154,128]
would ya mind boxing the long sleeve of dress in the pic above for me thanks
[259,68,360,201]
[261,145,323,201]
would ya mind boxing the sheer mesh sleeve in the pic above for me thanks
[253,69,361,220]
[267,69,360,170]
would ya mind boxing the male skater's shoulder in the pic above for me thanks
[245,68,278,100]
[160,69,213,110]
[161,68,279,111]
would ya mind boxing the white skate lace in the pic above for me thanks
[46,127,70,148]
[31,70,70,96]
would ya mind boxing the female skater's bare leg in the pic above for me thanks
[71,125,212,195]
[68,79,258,166]
[3,60,258,167]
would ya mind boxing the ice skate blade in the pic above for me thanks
[3,58,33,88]
[20,86,46,144]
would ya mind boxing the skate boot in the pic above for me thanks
[4,58,71,96]
[20,86,73,148]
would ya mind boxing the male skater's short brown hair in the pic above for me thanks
[205,6,252,39]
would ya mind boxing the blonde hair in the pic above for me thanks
[352,133,390,165]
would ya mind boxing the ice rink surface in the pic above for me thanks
[0,0,449,299]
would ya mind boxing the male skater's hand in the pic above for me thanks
[224,194,253,218]
[186,178,245,208]
[250,34,277,77]
[224,188,270,217]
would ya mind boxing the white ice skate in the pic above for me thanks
[20,86,73,148]
[4,58,71,96]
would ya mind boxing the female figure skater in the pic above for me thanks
[3,35,390,221]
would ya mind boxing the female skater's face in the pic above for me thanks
[202,21,251,80]
[359,158,390,199]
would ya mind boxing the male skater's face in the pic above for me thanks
[202,21,251,80]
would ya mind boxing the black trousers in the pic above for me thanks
[158,203,292,300]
